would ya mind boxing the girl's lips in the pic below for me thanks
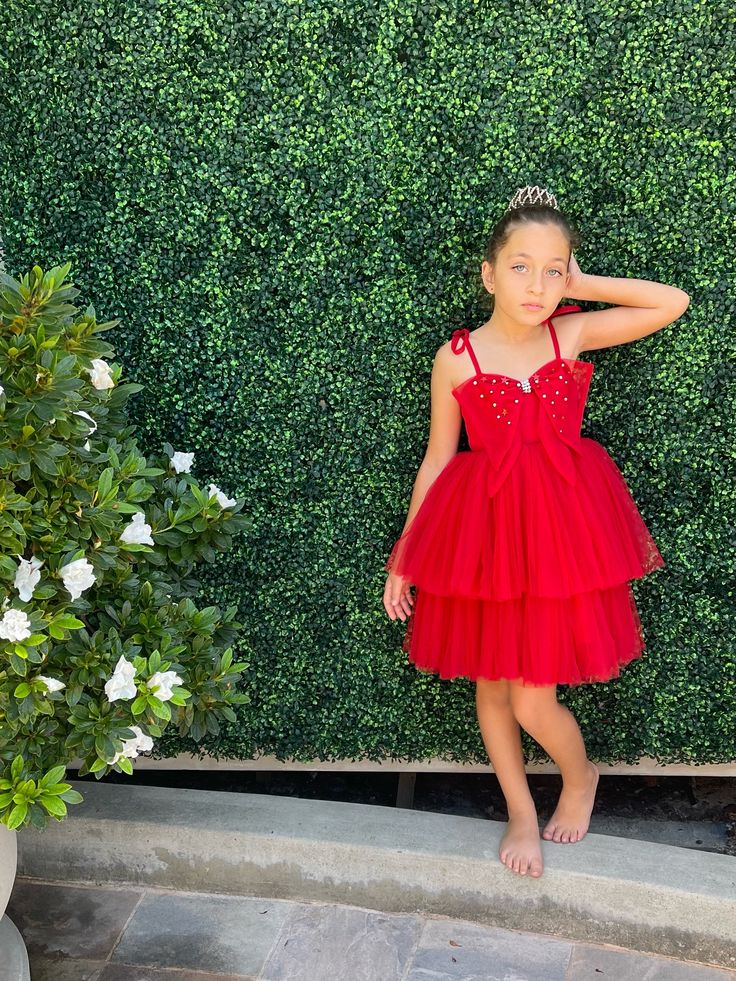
[523,303,542,309]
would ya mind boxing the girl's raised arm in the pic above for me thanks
[566,256,690,353]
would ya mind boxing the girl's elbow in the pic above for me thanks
[665,290,690,322]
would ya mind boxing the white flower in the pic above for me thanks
[59,557,96,601]
[108,725,154,764]
[104,655,138,702]
[14,555,44,602]
[86,358,115,390]
[37,675,66,693]
[147,670,183,702]
[73,410,97,435]
[0,608,32,642]
[0,384,4,397]
[208,483,237,509]
[170,451,195,474]
[119,511,154,546]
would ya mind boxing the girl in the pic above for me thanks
[383,184,689,879]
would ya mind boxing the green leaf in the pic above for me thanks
[7,801,28,829]
[25,634,48,646]
[40,796,67,818]
[42,783,72,796]
[14,683,31,698]
[60,789,84,804]
[9,654,28,676]
[149,699,171,721]
[131,695,149,714]
[53,615,85,630]
[40,765,67,788]
[97,467,114,501]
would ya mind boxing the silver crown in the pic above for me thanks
[506,185,559,212]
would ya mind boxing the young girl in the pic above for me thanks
[383,184,689,880]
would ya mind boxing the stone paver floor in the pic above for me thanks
[7,878,735,981]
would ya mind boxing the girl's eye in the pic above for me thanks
[512,264,562,276]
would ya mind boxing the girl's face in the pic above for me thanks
[482,223,571,321]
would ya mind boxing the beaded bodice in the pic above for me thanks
[450,305,593,496]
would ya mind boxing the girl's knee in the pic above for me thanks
[476,677,511,706]
[508,681,558,726]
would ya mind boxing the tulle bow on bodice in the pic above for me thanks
[450,307,593,497]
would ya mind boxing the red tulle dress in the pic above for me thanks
[384,305,665,687]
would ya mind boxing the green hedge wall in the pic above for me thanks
[0,1,733,765]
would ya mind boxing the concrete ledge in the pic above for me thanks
[16,781,736,970]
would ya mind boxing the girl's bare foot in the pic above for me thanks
[499,813,544,877]
[542,760,599,843]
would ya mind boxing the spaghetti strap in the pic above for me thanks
[450,328,483,375]
[546,319,562,360]
[545,304,583,361]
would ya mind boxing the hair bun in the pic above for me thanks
[507,185,559,212]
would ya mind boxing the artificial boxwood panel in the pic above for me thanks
[0,1,733,766]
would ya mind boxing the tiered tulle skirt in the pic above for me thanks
[385,439,664,687]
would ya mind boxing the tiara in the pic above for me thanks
[506,185,559,212]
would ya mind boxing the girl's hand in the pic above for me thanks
[383,571,415,621]
[564,252,587,301]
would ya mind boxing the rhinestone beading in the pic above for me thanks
[520,378,532,393]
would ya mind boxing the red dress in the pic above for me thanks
[385,305,665,687]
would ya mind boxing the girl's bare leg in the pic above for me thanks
[475,679,544,877]
[507,682,599,844]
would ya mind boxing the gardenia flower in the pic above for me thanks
[73,409,98,434]
[14,555,44,602]
[0,608,32,642]
[73,409,97,449]
[170,451,194,474]
[109,725,154,765]
[208,483,237,509]
[86,358,115,390]
[119,511,154,546]
[59,557,96,601]
[147,670,183,702]
[37,675,66,693]
[104,655,138,702]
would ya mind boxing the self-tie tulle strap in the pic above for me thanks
[450,327,483,374]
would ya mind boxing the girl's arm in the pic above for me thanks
[565,256,690,353]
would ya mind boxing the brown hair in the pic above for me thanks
[478,193,582,313]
